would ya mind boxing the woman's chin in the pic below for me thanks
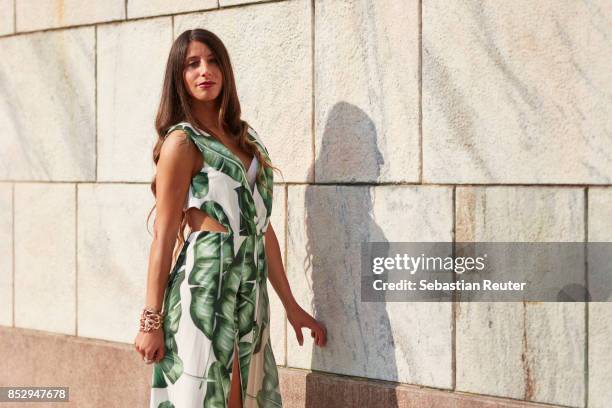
[193,94,219,104]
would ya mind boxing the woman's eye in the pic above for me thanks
[208,58,217,64]
[189,61,198,67]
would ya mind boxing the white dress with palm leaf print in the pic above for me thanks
[149,122,282,408]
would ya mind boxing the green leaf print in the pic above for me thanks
[159,268,185,383]
[256,235,267,283]
[256,342,282,407]
[159,123,281,407]
[253,236,270,354]
[248,131,274,216]
[199,201,232,233]
[252,323,262,354]
[256,164,274,220]
[204,361,231,408]
[212,237,255,368]
[189,230,258,371]
[180,125,245,184]
[191,171,209,198]
[177,123,275,228]
[151,364,167,388]
[236,185,258,236]
[252,285,269,354]
[237,278,257,338]
[213,267,242,369]
[237,236,257,337]
[160,333,183,384]
[238,341,253,397]
[189,232,233,339]
[203,149,245,184]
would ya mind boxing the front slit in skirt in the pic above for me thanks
[149,229,282,408]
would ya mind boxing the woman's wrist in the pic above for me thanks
[144,304,162,313]
[139,306,165,332]
[283,298,300,314]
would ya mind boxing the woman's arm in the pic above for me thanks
[265,223,327,347]
[144,130,195,312]
[265,223,298,310]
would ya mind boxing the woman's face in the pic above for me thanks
[183,40,223,104]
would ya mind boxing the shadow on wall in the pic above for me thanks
[303,102,398,407]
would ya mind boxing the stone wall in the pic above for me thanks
[0,1,610,407]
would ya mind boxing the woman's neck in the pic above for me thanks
[192,100,221,131]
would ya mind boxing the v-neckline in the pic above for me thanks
[247,155,257,173]
[193,124,254,173]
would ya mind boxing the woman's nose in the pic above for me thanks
[200,62,212,77]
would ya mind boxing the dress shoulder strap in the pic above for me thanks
[164,122,208,152]
[247,126,270,157]
[164,121,198,138]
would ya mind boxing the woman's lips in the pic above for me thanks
[198,82,214,89]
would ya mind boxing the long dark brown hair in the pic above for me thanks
[147,28,281,262]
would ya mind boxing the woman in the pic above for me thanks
[134,28,327,408]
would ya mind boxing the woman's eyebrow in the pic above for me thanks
[185,53,214,61]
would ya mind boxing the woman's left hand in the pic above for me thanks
[286,302,327,347]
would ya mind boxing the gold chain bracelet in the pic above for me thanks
[139,306,165,332]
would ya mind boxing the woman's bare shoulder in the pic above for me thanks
[165,128,190,142]
[159,130,200,174]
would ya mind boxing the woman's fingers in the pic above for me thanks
[157,349,165,362]
[135,330,166,363]
[315,323,326,347]
[307,325,319,346]
[144,350,155,364]
[291,312,328,347]
[303,319,326,347]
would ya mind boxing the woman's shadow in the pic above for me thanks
[302,102,398,407]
